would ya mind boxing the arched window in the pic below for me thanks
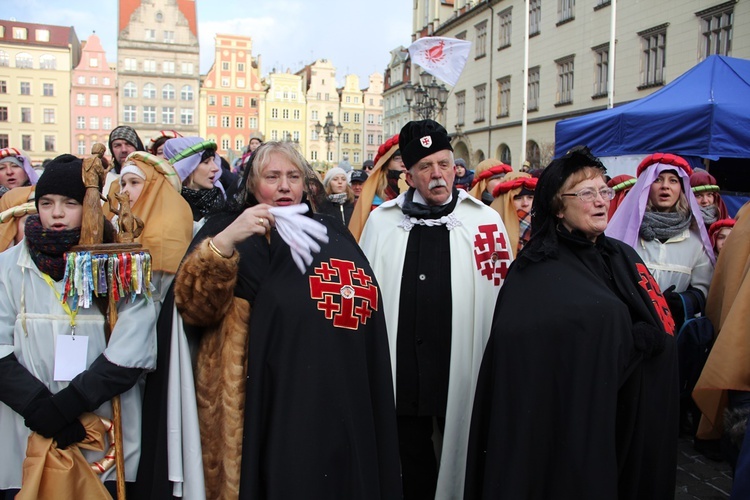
[0,50,8,67]
[181,85,193,101]
[15,52,33,69]
[526,140,541,169]
[498,143,512,165]
[143,83,156,99]
[123,82,137,98]
[162,84,175,100]
[39,54,56,70]
[473,150,486,166]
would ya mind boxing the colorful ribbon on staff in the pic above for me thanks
[62,251,152,308]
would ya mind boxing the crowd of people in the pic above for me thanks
[0,117,748,500]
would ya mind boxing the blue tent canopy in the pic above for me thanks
[555,55,750,159]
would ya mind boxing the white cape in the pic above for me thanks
[360,190,512,499]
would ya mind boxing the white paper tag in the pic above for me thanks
[53,334,89,382]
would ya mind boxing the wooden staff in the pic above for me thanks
[70,243,140,500]
[104,247,128,500]
[72,143,147,500]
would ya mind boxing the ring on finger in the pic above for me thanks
[258,217,265,225]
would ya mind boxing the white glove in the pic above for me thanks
[269,204,329,273]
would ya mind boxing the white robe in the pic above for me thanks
[0,242,157,488]
[165,303,205,499]
[360,190,512,500]
[636,225,714,296]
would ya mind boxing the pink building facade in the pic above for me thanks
[202,34,265,161]
[70,34,117,156]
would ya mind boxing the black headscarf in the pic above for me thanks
[521,145,607,266]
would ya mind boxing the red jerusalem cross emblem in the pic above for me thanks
[420,136,432,148]
[309,258,379,330]
[635,263,675,335]
[473,224,511,286]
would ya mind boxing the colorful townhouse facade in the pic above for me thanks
[70,34,118,157]
[0,19,80,164]
[200,33,265,162]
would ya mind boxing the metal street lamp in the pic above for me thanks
[404,72,449,120]
[314,112,344,162]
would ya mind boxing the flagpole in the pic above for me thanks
[520,0,530,166]
[607,0,617,109]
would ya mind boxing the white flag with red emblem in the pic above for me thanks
[407,36,472,87]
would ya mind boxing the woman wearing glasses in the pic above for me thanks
[465,146,679,499]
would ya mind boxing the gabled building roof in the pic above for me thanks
[0,19,77,49]
[119,0,198,37]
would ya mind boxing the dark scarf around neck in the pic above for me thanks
[401,187,460,219]
[24,215,81,281]
[181,186,226,221]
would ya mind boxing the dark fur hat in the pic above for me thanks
[399,119,453,169]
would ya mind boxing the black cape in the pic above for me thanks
[136,212,402,499]
[464,231,679,500]
[317,198,355,228]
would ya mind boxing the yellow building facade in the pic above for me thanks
[262,71,306,154]
[0,20,80,163]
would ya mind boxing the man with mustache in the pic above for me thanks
[359,119,512,500]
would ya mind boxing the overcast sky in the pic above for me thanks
[7,0,413,87]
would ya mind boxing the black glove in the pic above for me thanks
[632,321,666,358]
[23,396,68,437]
[54,419,86,449]
[23,385,88,437]
[662,285,685,331]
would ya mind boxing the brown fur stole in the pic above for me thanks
[175,239,249,499]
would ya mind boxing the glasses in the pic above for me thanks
[562,187,615,203]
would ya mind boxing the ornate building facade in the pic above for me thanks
[0,19,80,163]
[362,73,385,163]
[200,33,265,161]
[297,58,339,166]
[262,70,306,153]
[117,0,201,145]
[71,34,117,157]
[383,46,412,141]
[415,0,748,170]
